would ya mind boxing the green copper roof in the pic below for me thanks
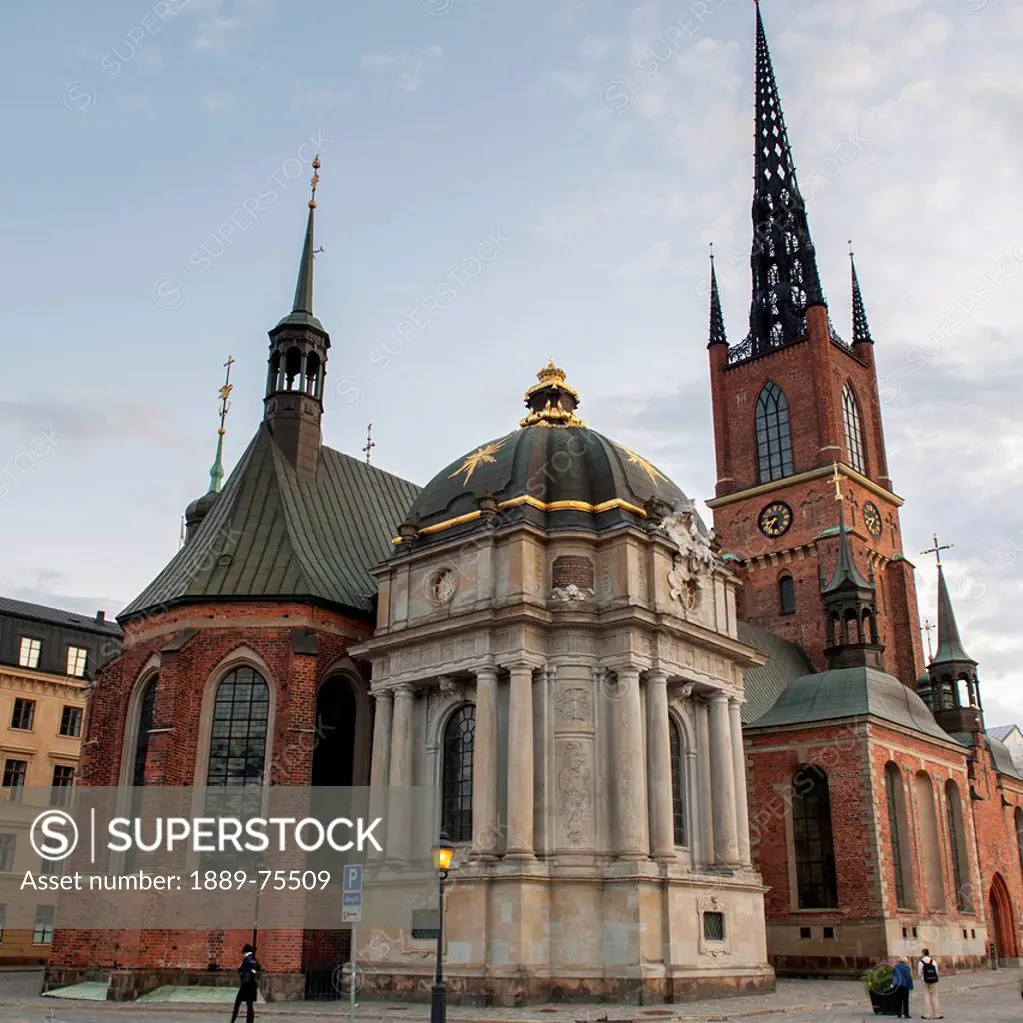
[746,664,951,741]
[121,425,420,619]
[737,621,817,724]
[275,203,325,332]
[822,503,871,594]
[932,564,976,667]
[208,431,225,494]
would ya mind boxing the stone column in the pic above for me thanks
[472,663,499,858]
[695,698,714,867]
[369,690,394,788]
[506,663,535,857]
[645,670,675,860]
[729,697,752,867]
[387,684,416,862]
[612,666,649,859]
[708,691,740,867]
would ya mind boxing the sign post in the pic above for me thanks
[342,864,363,1023]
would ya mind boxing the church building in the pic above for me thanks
[43,3,1023,1006]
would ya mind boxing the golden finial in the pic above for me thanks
[831,463,844,503]
[309,154,321,209]
[521,360,585,428]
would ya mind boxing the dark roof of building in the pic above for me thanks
[0,596,123,637]
[120,424,421,621]
[746,664,952,742]
[737,621,817,724]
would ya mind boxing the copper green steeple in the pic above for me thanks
[207,355,234,494]
[275,155,324,332]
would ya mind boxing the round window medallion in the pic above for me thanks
[426,568,457,606]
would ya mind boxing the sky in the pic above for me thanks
[1,0,1022,719]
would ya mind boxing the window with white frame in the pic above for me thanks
[66,646,88,678]
[18,637,41,669]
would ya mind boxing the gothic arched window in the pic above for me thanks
[207,667,270,788]
[914,771,947,911]
[669,718,687,846]
[885,762,914,909]
[842,383,867,474]
[755,382,794,483]
[441,705,475,843]
[132,676,159,788]
[779,575,796,615]
[946,780,971,911]
[792,765,838,908]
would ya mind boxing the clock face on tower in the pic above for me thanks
[863,501,883,538]
[758,501,793,539]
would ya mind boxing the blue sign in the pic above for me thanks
[342,864,362,892]
[342,892,362,907]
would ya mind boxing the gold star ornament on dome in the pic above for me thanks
[448,440,505,487]
[614,443,669,487]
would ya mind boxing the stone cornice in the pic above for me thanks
[706,462,903,510]
[0,669,88,701]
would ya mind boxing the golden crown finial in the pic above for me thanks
[309,154,321,209]
[521,360,585,428]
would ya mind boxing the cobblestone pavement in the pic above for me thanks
[0,971,1019,1022]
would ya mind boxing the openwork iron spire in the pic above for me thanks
[708,247,728,348]
[849,245,874,345]
[744,3,825,358]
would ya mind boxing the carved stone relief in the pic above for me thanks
[556,739,593,847]
[553,682,593,728]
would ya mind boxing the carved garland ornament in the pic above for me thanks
[660,498,717,612]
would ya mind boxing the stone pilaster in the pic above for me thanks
[506,663,535,857]
[708,691,740,867]
[370,689,393,787]
[472,663,499,858]
[611,665,648,859]
[645,669,675,860]
[729,696,752,867]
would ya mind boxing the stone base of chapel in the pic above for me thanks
[357,966,776,1006]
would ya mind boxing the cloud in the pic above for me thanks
[200,89,234,113]
[0,398,181,449]
[361,46,443,93]
[187,0,274,52]
[579,35,613,59]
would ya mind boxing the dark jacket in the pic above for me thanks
[239,953,261,987]
[893,962,914,990]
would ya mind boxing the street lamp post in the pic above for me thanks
[430,830,454,1023]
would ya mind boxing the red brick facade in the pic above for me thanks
[45,600,374,1000]
[708,308,925,684]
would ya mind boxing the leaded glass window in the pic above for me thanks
[755,382,794,482]
[886,763,908,908]
[842,383,867,474]
[441,705,475,843]
[792,765,838,909]
[669,718,687,846]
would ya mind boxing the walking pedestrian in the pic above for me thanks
[230,943,261,1023]
[892,957,914,1018]
[917,949,942,1019]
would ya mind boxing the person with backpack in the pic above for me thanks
[892,957,914,1018]
[230,944,261,1023]
[917,950,942,1019]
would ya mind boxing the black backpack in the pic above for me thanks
[239,955,260,986]
[921,959,938,984]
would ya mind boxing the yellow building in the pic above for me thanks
[0,598,121,963]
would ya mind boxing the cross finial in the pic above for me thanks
[308,154,321,209]
[363,423,376,465]
[218,355,235,434]
[922,619,934,661]
[831,463,844,503]
[921,533,954,567]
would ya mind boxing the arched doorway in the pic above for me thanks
[988,873,1018,962]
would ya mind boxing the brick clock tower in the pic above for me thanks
[705,4,925,686]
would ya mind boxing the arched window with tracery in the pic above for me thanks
[842,383,867,474]
[669,718,688,846]
[756,382,794,483]
[946,780,971,911]
[131,676,159,788]
[792,765,839,908]
[885,762,914,909]
[441,705,475,843]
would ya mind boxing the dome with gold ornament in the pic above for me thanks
[395,361,702,546]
